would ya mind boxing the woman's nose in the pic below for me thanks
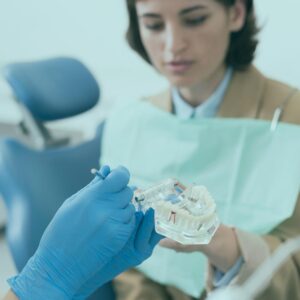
[164,24,188,58]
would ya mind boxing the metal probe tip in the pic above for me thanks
[90,168,104,179]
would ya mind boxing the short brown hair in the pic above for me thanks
[125,0,259,70]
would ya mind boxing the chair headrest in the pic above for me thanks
[3,57,100,121]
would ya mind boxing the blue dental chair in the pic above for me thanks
[0,57,114,299]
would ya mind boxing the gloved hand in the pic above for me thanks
[73,208,164,300]
[8,165,136,300]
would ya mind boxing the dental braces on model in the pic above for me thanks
[133,178,220,245]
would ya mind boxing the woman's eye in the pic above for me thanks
[145,23,164,31]
[184,16,208,27]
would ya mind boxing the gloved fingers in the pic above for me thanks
[91,188,133,212]
[129,185,137,192]
[113,187,134,209]
[89,165,110,185]
[124,213,136,229]
[89,165,111,185]
[149,230,165,248]
[134,208,155,252]
[99,165,111,178]
[110,204,136,224]
[78,165,110,193]
[73,170,104,196]
[100,166,130,193]
[134,211,144,231]
[123,211,143,245]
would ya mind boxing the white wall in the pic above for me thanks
[254,0,300,89]
[0,0,168,105]
[0,0,299,106]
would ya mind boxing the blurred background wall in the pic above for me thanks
[0,0,300,104]
[0,0,299,296]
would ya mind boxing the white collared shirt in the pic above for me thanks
[171,68,233,119]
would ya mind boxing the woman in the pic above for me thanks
[100,0,300,299]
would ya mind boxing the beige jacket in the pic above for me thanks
[114,66,300,300]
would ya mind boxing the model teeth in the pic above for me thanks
[153,199,216,232]
[132,179,220,244]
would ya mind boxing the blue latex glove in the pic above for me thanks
[74,208,164,300]
[8,166,136,300]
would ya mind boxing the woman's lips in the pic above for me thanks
[165,60,194,74]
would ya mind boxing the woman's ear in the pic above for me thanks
[229,0,247,32]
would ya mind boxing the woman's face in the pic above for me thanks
[136,0,246,88]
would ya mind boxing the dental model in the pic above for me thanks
[133,178,220,244]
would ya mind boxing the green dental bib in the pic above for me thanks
[101,99,300,297]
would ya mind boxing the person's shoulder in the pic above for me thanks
[263,74,300,125]
[240,66,300,124]
[281,88,300,124]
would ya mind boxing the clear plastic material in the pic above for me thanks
[133,178,220,245]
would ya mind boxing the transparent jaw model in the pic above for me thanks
[133,178,220,245]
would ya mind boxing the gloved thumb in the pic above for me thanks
[99,165,111,178]
[101,166,130,193]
